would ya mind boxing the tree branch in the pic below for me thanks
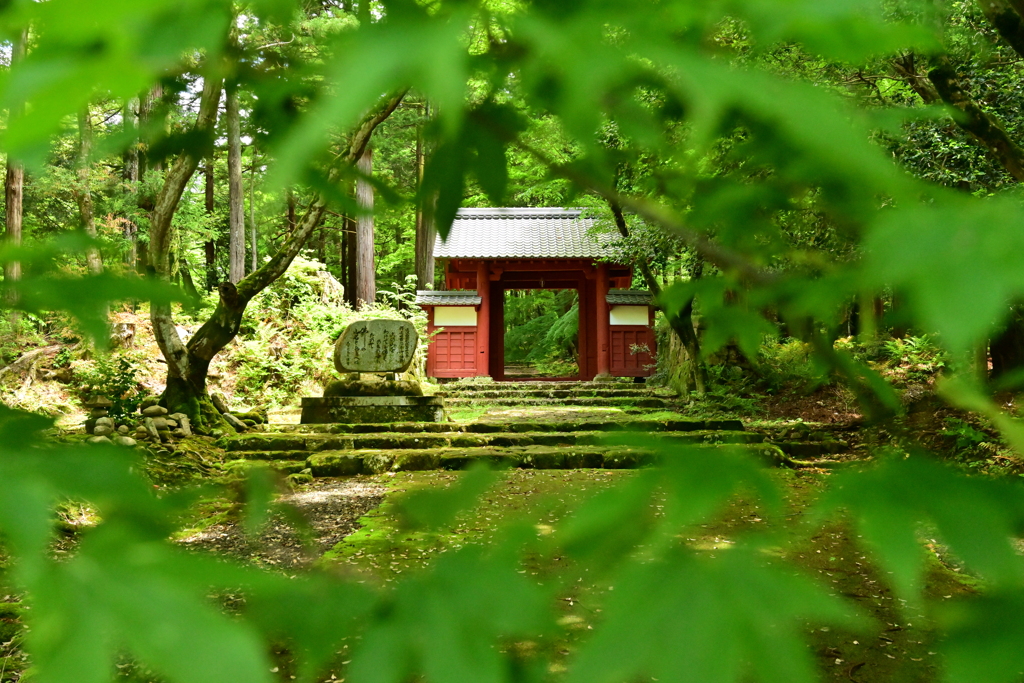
[927,56,1024,182]
[976,0,1024,60]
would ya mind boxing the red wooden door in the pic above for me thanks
[610,327,656,376]
[429,329,478,377]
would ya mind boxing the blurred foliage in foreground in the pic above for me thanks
[5,0,1024,682]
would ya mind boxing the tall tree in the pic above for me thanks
[355,146,375,308]
[74,107,103,276]
[204,161,217,290]
[4,27,28,321]
[151,87,404,429]
[226,82,245,283]
[414,106,436,290]
[249,146,258,272]
[123,97,140,270]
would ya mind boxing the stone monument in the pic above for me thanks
[300,319,444,424]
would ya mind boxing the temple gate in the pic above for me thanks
[416,208,656,381]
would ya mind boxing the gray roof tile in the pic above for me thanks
[606,289,653,305]
[415,290,482,305]
[434,207,614,259]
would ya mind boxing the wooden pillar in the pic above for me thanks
[477,261,491,377]
[596,263,611,378]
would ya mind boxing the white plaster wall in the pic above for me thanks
[434,306,478,326]
[609,305,649,326]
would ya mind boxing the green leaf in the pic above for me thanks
[816,455,1024,602]
[566,546,864,683]
[865,196,1024,354]
[247,576,376,683]
[940,589,1024,683]
[349,546,550,683]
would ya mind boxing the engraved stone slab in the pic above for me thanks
[334,319,418,373]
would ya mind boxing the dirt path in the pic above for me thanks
[178,476,389,570]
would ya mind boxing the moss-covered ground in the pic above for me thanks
[317,466,977,683]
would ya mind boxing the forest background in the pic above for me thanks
[6,1,1024,683]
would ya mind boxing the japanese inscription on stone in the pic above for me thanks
[334,319,418,373]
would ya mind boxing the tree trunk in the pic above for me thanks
[414,118,436,290]
[991,306,1024,380]
[4,28,27,323]
[148,75,227,431]
[123,98,140,270]
[204,161,217,291]
[75,108,103,276]
[608,200,706,394]
[355,147,375,308]
[227,83,245,283]
[250,146,258,272]
[345,218,357,307]
[287,191,297,231]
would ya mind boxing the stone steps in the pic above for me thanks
[440,388,672,399]
[443,381,641,391]
[223,429,762,455]
[444,396,679,408]
[224,442,790,478]
[262,418,743,435]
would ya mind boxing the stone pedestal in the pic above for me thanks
[300,396,444,424]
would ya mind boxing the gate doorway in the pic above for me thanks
[501,289,580,380]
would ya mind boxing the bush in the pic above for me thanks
[75,355,150,420]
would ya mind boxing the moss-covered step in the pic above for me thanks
[223,429,759,455]
[223,459,307,475]
[263,417,744,435]
[444,397,678,408]
[304,442,790,476]
[440,388,671,399]
[442,381,651,392]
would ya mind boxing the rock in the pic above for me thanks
[113,436,137,448]
[169,413,188,423]
[142,405,168,417]
[143,417,160,441]
[90,407,109,418]
[211,429,225,438]
[86,435,113,445]
[135,426,148,437]
[51,367,74,383]
[286,472,313,486]
[232,409,268,424]
[179,415,193,437]
[164,418,178,429]
[323,378,423,398]
[92,425,114,437]
[89,396,113,409]
[117,425,130,435]
[95,416,115,429]
[210,392,230,415]
[150,417,168,430]
[333,319,418,373]
[140,396,161,410]
[223,413,248,432]
[172,428,185,437]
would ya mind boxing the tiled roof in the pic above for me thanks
[606,289,653,305]
[434,207,614,259]
[415,290,482,306]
